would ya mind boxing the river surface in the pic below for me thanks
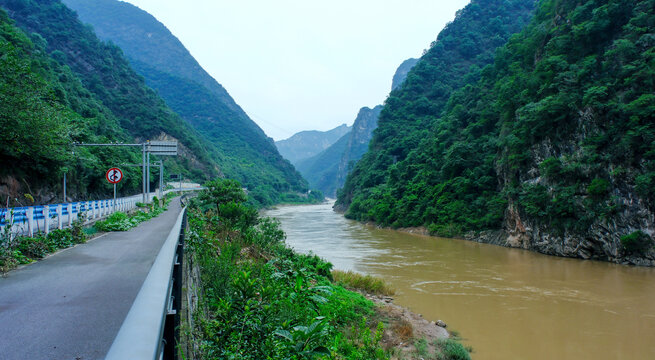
[265,202,655,360]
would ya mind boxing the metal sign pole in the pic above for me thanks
[159,161,163,200]
[113,183,117,212]
[142,143,146,203]
[146,152,150,202]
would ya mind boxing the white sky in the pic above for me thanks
[122,0,470,140]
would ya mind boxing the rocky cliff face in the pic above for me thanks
[335,106,383,191]
[391,58,418,91]
[469,124,655,266]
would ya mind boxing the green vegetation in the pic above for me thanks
[337,0,536,230]
[621,231,653,254]
[186,179,388,359]
[332,270,395,296]
[0,0,317,207]
[337,0,655,256]
[1,217,86,273]
[94,196,169,232]
[185,178,471,359]
[60,0,317,207]
[0,8,145,200]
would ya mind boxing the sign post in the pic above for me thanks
[106,167,123,212]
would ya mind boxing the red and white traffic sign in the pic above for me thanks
[106,168,123,184]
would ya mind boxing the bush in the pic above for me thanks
[587,178,611,196]
[437,338,472,360]
[620,231,653,254]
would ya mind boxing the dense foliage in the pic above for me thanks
[338,0,655,255]
[61,0,315,207]
[0,8,146,202]
[0,0,319,207]
[186,179,470,359]
[187,179,388,359]
[0,0,228,183]
[337,0,536,225]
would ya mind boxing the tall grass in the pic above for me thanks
[332,270,395,296]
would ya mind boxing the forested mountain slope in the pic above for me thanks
[0,7,166,203]
[298,106,383,198]
[338,0,655,265]
[337,0,536,209]
[0,0,223,197]
[61,0,311,206]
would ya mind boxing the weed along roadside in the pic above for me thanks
[0,194,175,274]
[180,178,471,359]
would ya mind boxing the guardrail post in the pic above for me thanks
[67,203,73,227]
[44,205,50,235]
[57,204,63,230]
[27,207,34,237]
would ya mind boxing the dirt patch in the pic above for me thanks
[365,294,451,359]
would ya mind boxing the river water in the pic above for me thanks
[265,202,655,360]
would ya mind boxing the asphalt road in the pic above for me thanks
[0,198,183,360]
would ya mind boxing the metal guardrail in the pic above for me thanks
[105,207,187,360]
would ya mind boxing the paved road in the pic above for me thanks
[0,199,183,360]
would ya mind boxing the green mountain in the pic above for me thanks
[1,12,193,204]
[0,0,227,204]
[59,0,311,206]
[338,0,655,265]
[275,124,351,165]
[298,106,383,198]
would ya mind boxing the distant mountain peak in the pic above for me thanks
[275,124,351,165]
[391,58,419,91]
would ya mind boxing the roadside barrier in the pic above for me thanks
[105,206,187,360]
[0,188,203,236]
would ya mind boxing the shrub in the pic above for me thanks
[620,231,653,254]
[428,223,463,238]
[587,178,611,196]
[436,338,472,360]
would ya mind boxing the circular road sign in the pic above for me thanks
[106,167,123,184]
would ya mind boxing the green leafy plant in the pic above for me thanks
[620,231,653,254]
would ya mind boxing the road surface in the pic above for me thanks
[0,198,183,360]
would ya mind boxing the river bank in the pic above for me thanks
[182,180,471,359]
[361,222,655,267]
[267,201,655,360]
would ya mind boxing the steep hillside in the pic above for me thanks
[0,0,223,184]
[295,132,351,198]
[60,0,311,206]
[333,106,383,195]
[275,124,351,165]
[339,0,655,265]
[0,7,158,204]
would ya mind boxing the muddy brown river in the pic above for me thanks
[266,202,655,360]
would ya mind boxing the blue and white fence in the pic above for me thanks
[0,194,142,237]
[1,187,204,237]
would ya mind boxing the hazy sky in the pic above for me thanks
[122,0,470,140]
